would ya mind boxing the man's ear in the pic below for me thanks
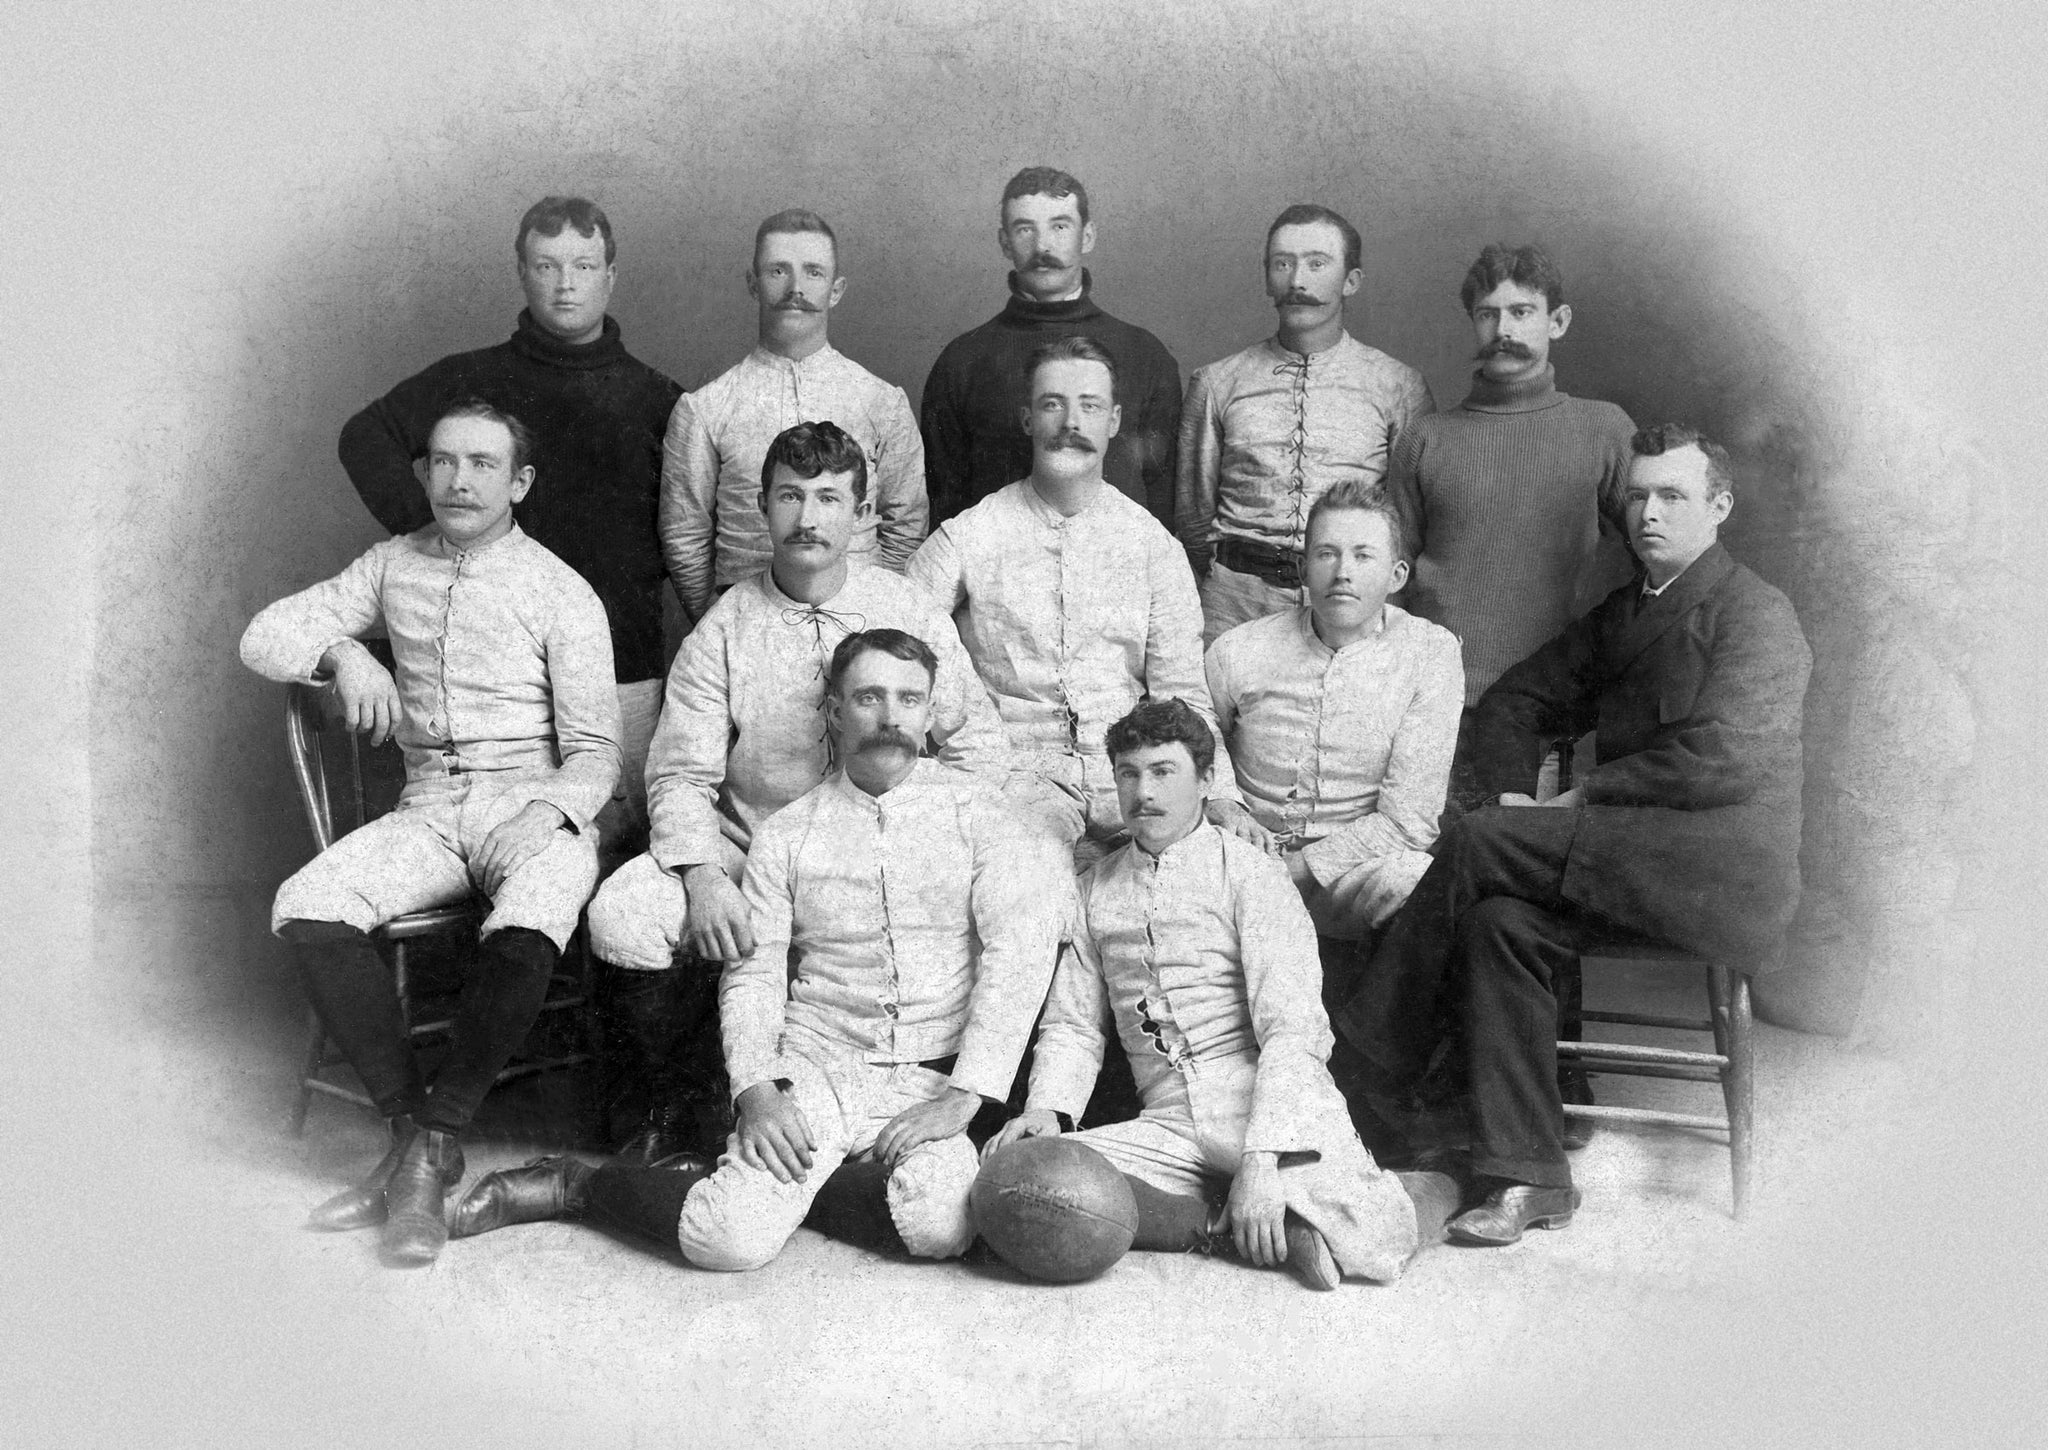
[826,274,848,308]
[1340,267,1363,299]
[1389,557,1411,593]
[854,491,874,521]
[1019,404,1034,437]
[1079,220,1097,256]
[744,265,761,301]
[510,466,536,504]
[1710,489,1734,528]
[1548,303,1573,340]
[1106,402,1123,440]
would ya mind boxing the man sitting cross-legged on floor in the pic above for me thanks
[451,629,1071,1269]
[241,399,621,1266]
[985,699,1459,1290]
[587,421,1008,1163]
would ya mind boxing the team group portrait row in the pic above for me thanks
[240,164,1811,1290]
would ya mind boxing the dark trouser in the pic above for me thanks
[1331,806,1598,1192]
[282,919,557,1134]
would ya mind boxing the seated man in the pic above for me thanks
[988,700,1459,1290]
[241,399,621,1265]
[449,630,1070,1269]
[912,336,1254,868]
[1330,425,1811,1244]
[1206,480,1463,960]
[588,421,1007,1161]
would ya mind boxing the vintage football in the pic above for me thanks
[971,1136,1139,1283]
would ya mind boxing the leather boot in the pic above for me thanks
[381,1128,465,1265]
[1198,1206,1341,1291]
[449,1157,594,1239]
[1282,1211,1342,1291]
[615,1100,693,1167]
[307,1115,417,1231]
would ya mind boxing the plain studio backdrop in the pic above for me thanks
[4,0,2044,1445]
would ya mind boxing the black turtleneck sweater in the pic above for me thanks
[919,271,1182,525]
[338,311,683,683]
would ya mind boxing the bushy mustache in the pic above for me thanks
[1046,430,1097,453]
[854,727,921,752]
[1477,338,1534,360]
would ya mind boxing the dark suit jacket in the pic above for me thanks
[1470,542,1812,966]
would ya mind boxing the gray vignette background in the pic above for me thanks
[4,0,2044,1444]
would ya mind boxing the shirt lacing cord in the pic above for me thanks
[1273,353,1314,545]
[781,601,869,753]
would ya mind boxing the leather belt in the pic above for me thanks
[1214,535,1303,589]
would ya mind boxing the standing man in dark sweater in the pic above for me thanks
[920,167,1182,526]
[338,196,683,855]
[1387,244,1634,715]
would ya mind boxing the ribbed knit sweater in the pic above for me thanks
[338,311,683,684]
[919,270,1182,526]
[1385,367,1634,704]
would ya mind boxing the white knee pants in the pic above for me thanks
[675,1046,981,1271]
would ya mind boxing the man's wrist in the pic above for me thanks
[682,862,730,887]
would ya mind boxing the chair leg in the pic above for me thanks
[1710,965,1755,1220]
[291,1005,327,1136]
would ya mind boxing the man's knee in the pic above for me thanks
[271,865,378,939]
[675,1166,804,1272]
[885,1136,979,1260]
[586,854,685,972]
[1459,896,1568,990]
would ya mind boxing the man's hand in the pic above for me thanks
[322,640,401,746]
[980,1107,1063,1161]
[1206,799,1274,853]
[735,1080,814,1183]
[873,1085,981,1167]
[683,864,756,963]
[1282,848,1317,900]
[1222,1151,1288,1266]
[473,801,569,896]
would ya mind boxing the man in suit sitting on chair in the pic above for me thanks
[1328,423,1811,1245]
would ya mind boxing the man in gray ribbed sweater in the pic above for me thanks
[1385,244,1635,714]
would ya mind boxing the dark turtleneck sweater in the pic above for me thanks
[1384,365,1636,705]
[338,311,683,683]
[919,269,1182,526]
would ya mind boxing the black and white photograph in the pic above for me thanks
[5,1,2043,1444]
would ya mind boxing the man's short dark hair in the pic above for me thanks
[1459,242,1566,313]
[760,419,869,504]
[432,398,536,477]
[826,627,938,696]
[1002,166,1090,225]
[1105,698,1216,778]
[516,196,615,265]
[754,208,838,271]
[1266,203,1362,276]
[1632,423,1737,503]
[1024,335,1119,394]
[1304,479,1410,566]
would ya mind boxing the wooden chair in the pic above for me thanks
[1552,739,1757,1219]
[1562,937,1755,1218]
[282,667,598,1133]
